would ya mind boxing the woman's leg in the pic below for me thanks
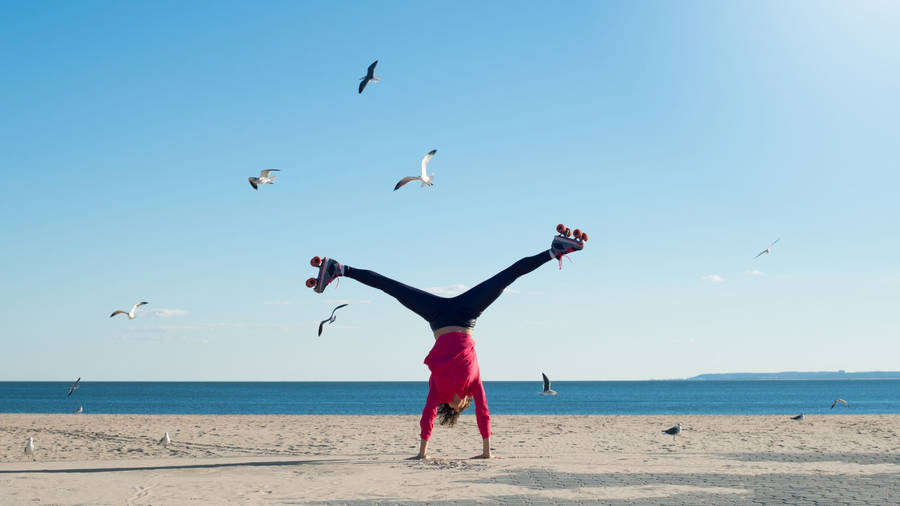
[452,250,552,319]
[344,266,447,323]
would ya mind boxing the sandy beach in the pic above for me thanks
[1,413,898,504]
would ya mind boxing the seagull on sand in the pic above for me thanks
[248,169,280,190]
[160,432,171,448]
[539,372,557,396]
[67,377,81,397]
[110,302,148,319]
[662,423,682,439]
[25,437,35,460]
[358,60,379,94]
[754,238,781,259]
[831,398,849,409]
[394,150,437,191]
[791,413,804,420]
[318,303,349,336]
[74,405,83,414]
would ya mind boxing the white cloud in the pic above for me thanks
[426,284,469,296]
[701,274,725,283]
[148,308,189,318]
[744,270,765,276]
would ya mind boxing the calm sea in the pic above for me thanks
[1,381,898,415]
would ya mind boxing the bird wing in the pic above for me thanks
[67,386,74,397]
[542,372,551,391]
[367,60,378,77]
[131,302,148,313]
[753,249,767,259]
[421,150,436,177]
[318,319,328,336]
[110,310,127,318]
[249,178,258,190]
[259,169,280,178]
[74,377,81,387]
[330,303,349,318]
[770,238,780,248]
[831,400,837,409]
[394,176,417,191]
[358,79,368,94]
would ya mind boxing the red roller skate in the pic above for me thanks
[308,256,342,293]
[551,224,587,269]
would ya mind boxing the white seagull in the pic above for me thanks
[248,169,280,190]
[539,372,557,396]
[110,302,148,319]
[358,60,380,94]
[318,303,349,337]
[831,398,849,409]
[74,405,83,414]
[394,150,437,191]
[160,432,171,448]
[25,437,35,460]
[754,238,781,259]
[67,377,81,397]
[662,423,682,439]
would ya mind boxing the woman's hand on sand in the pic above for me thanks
[470,437,492,459]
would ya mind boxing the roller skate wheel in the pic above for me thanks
[310,256,322,267]
[305,278,317,288]
[581,232,589,242]
[573,229,582,239]
[556,224,566,234]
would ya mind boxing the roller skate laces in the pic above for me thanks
[551,224,588,269]
[307,257,343,294]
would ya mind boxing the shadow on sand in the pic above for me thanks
[0,458,349,474]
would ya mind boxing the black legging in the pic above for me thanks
[345,251,552,331]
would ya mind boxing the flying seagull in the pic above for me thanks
[831,398,849,409]
[754,238,781,259]
[248,169,280,190]
[394,150,437,191]
[110,302,148,319]
[74,405,83,414]
[539,372,557,396]
[160,432,171,448]
[67,377,81,397]
[25,437,35,460]
[662,423,682,439]
[358,60,379,94]
[318,303,349,336]
[791,413,804,420]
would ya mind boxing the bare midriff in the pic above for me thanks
[432,325,474,340]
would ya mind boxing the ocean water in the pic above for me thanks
[1,380,898,415]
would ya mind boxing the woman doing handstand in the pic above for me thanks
[307,225,587,459]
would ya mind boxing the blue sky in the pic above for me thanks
[1,1,898,381]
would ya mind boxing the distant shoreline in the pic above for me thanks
[683,371,900,381]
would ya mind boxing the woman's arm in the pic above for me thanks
[417,377,439,457]
[470,375,492,458]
